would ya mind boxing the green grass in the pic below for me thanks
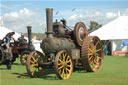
[0,56,128,85]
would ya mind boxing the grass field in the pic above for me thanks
[0,56,128,85]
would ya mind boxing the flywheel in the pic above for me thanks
[81,36,104,72]
[74,22,88,46]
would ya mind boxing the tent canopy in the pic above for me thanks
[0,26,20,40]
[90,16,128,40]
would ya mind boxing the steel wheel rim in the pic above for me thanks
[88,37,103,72]
[55,50,73,80]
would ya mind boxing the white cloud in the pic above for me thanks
[69,14,78,20]
[106,12,117,19]
[66,9,126,28]
[2,8,46,33]
[4,12,18,18]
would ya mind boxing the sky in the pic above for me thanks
[0,0,128,33]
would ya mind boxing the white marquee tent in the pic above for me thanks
[0,26,21,40]
[90,16,128,40]
[90,16,128,56]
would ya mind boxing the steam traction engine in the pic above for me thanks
[26,8,104,79]
[19,26,35,65]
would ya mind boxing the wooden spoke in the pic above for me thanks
[96,49,102,52]
[62,68,65,74]
[88,52,93,56]
[93,59,98,65]
[89,55,93,60]
[63,53,67,62]
[66,68,70,72]
[58,65,63,70]
[58,63,62,66]
[31,56,36,62]
[88,48,93,53]
[32,63,38,67]
[66,65,71,67]
[59,58,63,63]
[58,69,62,74]
[66,55,70,61]
[30,60,35,64]
[95,39,99,47]
[97,56,102,60]
[66,60,71,64]
[90,43,94,49]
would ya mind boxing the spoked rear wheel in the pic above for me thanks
[20,51,31,65]
[54,50,73,80]
[26,51,45,77]
[81,36,104,72]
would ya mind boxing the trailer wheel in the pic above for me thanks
[26,51,45,77]
[55,50,73,80]
[81,36,104,72]
[20,51,31,65]
[0,47,4,64]
[74,22,88,46]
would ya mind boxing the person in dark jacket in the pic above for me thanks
[2,32,15,48]
[1,32,15,69]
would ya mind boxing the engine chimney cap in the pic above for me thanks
[45,8,53,10]
[27,26,32,29]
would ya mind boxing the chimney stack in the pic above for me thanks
[45,8,54,37]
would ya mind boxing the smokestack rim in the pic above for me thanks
[27,26,32,29]
[45,8,53,11]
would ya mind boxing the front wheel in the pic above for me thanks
[54,50,73,80]
[26,51,45,77]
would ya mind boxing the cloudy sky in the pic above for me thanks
[0,0,128,33]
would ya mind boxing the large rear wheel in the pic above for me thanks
[81,36,104,72]
[54,50,73,80]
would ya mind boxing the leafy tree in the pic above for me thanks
[88,21,102,33]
